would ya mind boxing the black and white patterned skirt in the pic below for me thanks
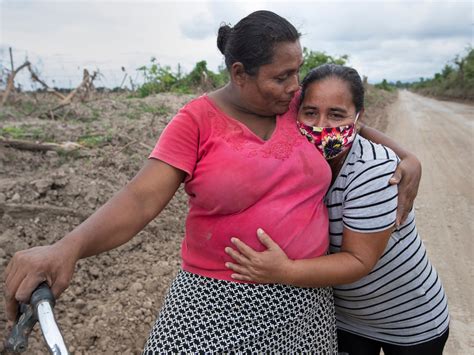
[143,270,337,353]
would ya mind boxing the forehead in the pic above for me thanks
[303,78,354,106]
[259,41,303,74]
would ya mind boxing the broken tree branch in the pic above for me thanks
[113,139,138,156]
[37,69,99,118]
[61,69,97,105]
[119,73,128,89]
[1,60,31,106]
[0,137,83,153]
[9,47,14,72]
[122,134,153,151]
[27,65,66,101]
[0,203,90,220]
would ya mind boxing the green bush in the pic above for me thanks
[300,48,348,79]
[137,57,179,97]
[374,79,395,92]
[136,58,229,97]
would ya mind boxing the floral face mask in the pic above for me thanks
[297,113,360,160]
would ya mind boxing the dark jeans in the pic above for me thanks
[337,327,449,355]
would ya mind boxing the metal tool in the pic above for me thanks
[4,282,69,354]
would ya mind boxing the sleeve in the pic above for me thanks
[342,159,398,233]
[148,107,200,179]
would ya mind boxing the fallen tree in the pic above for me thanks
[0,137,83,153]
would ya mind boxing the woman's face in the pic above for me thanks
[298,78,357,127]
[241,41,303,116]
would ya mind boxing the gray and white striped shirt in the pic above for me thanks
[326,135,449,345]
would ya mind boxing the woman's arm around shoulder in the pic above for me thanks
[359,124,421,225]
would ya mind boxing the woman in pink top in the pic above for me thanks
[4,11,421,353]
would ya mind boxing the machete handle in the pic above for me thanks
[30,282,55,310]
[3,282,55,353]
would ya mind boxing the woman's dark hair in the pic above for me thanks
[217,10,300,75]
[300,64,365,113]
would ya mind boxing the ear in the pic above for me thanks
[356,108,365,130]
[230,62,248,86]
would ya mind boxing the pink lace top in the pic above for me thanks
[149,95,331,281]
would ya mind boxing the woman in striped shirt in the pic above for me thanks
[225,64,450,354]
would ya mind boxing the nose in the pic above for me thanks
[317,114,330,127]
[286,73,300,94]
[306,113,330,127]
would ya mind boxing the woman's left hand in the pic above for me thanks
[389,153,422,226]
[224,228,292,283]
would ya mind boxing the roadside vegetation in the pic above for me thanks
[374,48,474,102]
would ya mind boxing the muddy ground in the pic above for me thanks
[0,87,395,354]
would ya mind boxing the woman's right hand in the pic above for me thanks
[4,241,78,325]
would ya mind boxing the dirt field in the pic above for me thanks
[1,87,396,354]
[385,91,474,354]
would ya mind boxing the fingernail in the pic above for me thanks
[231,237,237,244]
[257,228,264,235]
[225,247,231,253]
[225,262,230,268]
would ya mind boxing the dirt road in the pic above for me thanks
[386,91,474,354]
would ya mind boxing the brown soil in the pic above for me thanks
[0,88,395,354]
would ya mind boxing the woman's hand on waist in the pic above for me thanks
[224,228,294,284]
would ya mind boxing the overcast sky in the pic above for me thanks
[1,0,472,89]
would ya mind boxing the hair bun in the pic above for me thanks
[217,24,232,54]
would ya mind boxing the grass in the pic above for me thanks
[0,125,50,140]
[78,104,102,122]
[78,133,112,148]
[0,126,25,139]
[0,111,9,120]
[139,103,171,116]
[123,102,171,120]
[16,100,38,114]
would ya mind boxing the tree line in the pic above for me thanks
[375,48,474,101]
[135,48,348,97]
